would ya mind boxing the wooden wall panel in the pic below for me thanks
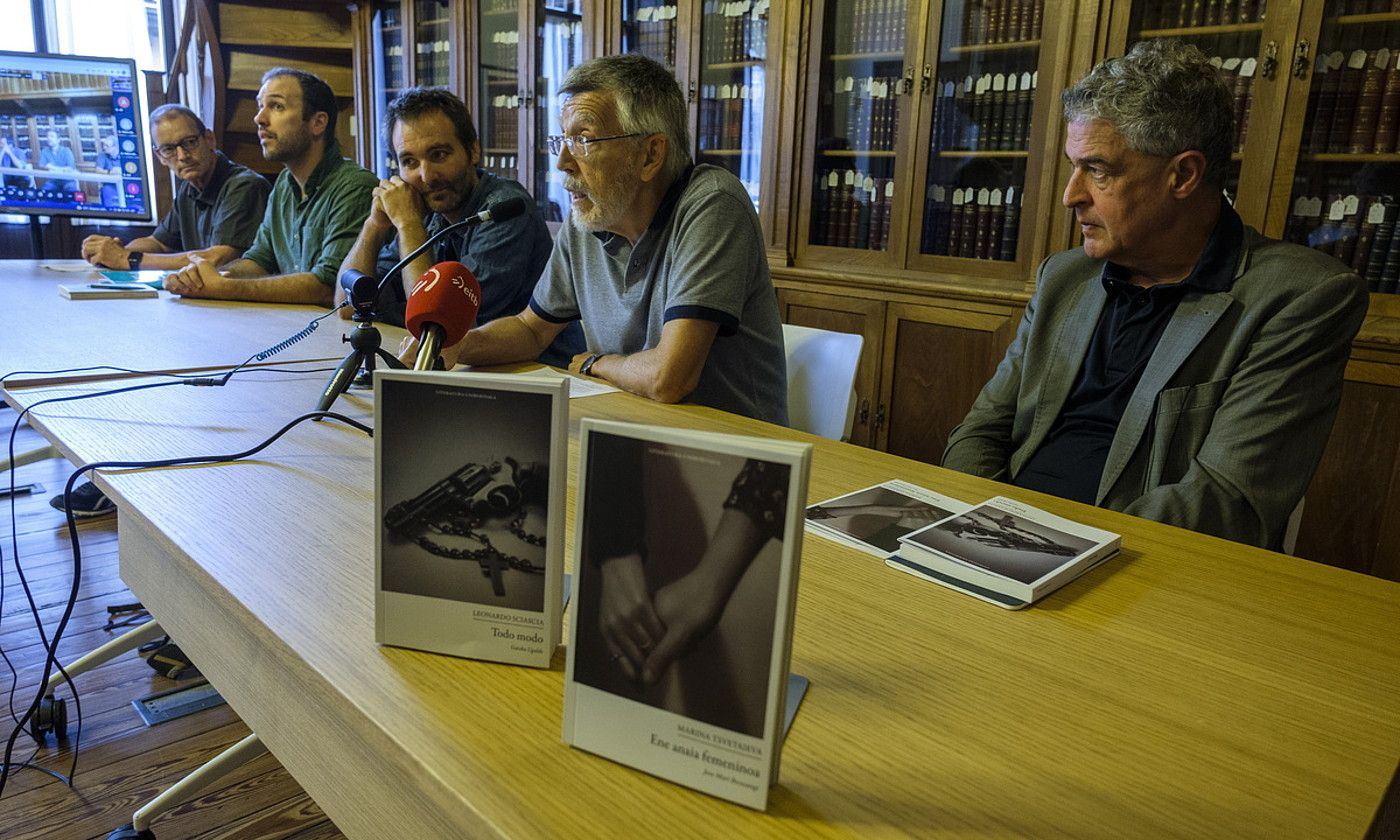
[1296,380,1400,580]
[879,301,1019,466]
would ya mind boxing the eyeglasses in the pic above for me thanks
[546,133,643,158]
[153,134,204,160]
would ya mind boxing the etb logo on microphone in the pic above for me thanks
[413,265,480,309]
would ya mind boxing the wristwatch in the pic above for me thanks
[579,353,602,377]
[127,250,143,270]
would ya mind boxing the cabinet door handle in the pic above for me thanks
[687,80,697,103]
[903,67,915,96]
[921,63,932,95]
[1260,40,1279,80]
[1292,40,1311,80]
[857,398,870,425]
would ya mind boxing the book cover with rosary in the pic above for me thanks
[374,370,568,667]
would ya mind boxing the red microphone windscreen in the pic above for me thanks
[405,261,481,346]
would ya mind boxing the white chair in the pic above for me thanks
[782,323,864,441]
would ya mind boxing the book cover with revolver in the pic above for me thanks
[374,370,568,667]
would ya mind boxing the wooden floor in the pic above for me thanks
[0,410,344,840]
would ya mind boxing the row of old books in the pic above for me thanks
[836,0,906,55]
[931,71,1038,153]
[0,72,111,96]
[831,76,901,152]
[811,170,894,251]
[413,39,451,87]
[921,185,1021,262]
[1302,49,1400,156]
[698,84,760,151]
[962,0,1045,46]
[632,4,679,69]
[381,43,404,91]
[485,29,519,71]
[1139,0,1267,28]
[487,96,521,150]
[702,0,768,65]
[1286,193,1400,293]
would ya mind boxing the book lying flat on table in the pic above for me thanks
[563,419,812,810]
[58,281,158,300]
[804,479,971,557]
[888,496,1120,610]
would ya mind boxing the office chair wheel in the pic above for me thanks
[106,824,155,840]
[27,694,67,743]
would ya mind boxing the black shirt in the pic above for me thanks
[150,152,271,252]
[1013,201,1243,504]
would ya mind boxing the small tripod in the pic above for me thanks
[314,277,406,412]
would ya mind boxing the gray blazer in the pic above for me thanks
[943,227,1368,550]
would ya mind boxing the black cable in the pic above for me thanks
[0,409,372,799]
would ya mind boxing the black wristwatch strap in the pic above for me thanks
[127,250,143,270]
[579,353,601,377]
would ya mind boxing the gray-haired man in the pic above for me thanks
[943,39,1367,551]
[424,54,788,426]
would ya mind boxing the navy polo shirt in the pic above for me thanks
[1013,200,1243,504]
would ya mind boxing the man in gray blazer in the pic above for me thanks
[942,40,1368,551]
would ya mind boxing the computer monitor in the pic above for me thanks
[0,50,153,222]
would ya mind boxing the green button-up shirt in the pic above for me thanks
[242,139,377,286]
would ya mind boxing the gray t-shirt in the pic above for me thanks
[530,164,787,425]
[151,152,271,252]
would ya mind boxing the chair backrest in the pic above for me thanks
[782,323,864,440]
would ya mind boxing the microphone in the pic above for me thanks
[405,261,481,371]
[335,196,530,317]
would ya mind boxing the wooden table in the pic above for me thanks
[6,365,1399,839]
[0,260,380,387]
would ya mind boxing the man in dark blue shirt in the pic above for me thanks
[338,87,581,366]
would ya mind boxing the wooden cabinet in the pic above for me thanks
[599,0,793,247]
[353,0,468,176]
[775,277,1022,461]
[792,0,1071,294]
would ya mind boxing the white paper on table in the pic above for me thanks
[513,366,621,398]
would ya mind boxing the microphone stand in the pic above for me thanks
[314,199,519,411]
[314,276,407,413]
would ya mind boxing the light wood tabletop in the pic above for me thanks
[0,260,390,387]
[6,365,1399,840]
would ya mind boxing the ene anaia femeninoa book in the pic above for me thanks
[562,419,812,810]
[888,496,1119,610]
[374,369,568,668]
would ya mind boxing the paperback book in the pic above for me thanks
[563,419,812,810]
[374,370,568,667]
[804,479,970,557]
[889,496,1119,610]
[58,281,157,299]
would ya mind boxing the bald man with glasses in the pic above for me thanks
[81,104,271,272]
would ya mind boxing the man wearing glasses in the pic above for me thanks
[81,104,270,271]
[424,54,787,426]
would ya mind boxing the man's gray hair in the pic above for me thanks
[149,103,208,135]
[560,54,692,184]
[1062,39,1233,186]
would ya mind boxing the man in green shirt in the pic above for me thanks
[163,68,376,306]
